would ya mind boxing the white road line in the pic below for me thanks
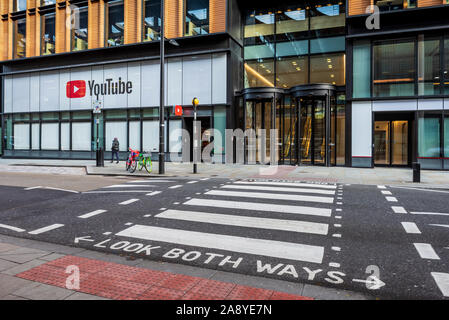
[146,191,162,196]
[332,234,342,238]
[378,185,386,189]
[116,225,324,263]
[129,180,173,183]
[23,186,79,193]
[390,186,449,194]
[329,262,340,268]
[220,184,335,195]
[104,185,156,188]
[401,222,421,234]
[169,185,183,189]
[184,198,332,217]
[28,224,64,235]
[331,247,341,252]
[392,206,407,214]
[0,224,25,232]
[78,210,108,219]
[205,190,334,204]
[24,186,42,190]
[386,197,398,202]
[429,224,449,229]
[414,243,440,260]
[235,181,336,189]
[187,181,199,184]
[431,272,449,297]
[200,178,210,181]
[83,191,154,194]
[410,211,449,216]
[156,210,329,235]
[119,199,140,205]
[381,191,392,195]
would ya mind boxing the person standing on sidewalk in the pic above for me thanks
[111,138,120,163]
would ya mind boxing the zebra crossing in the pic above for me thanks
[115,179,341,266]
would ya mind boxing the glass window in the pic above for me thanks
[72,5,88,51]
[374,0,416,12]
[185,0,209,36]
[214,106,226,157]
[275,40,308,58]
[105,109,127,119]
[373,40,415,97]
[72,122,91,151]
[244,59,275,88]
[276,8,308,41]
[41,13,56,55]
[309,1,345,37]
[169,120,182,153]
[106,121,127,151]
[244,10,275,46]
[106,0,124,47]
[310,53,345,86]
[72,111,91,120]
[143,120,160,152]
[129,121,141,151]
[31,123,40,150]
[61,122,70,151]
[353,41,371,98]
[41,123,59,150]
[418,37,440,95]
[41,112,59,121]
[443,37,449,94]
[276,56,308,88]
[14,0,27,11]
[14,18,27,59]
[418,115,441,158]
[41,0,56,5]
[310,36,345,54]
[445,115,449,158]
[13,123,30,150]
[143,108,159,118]
[336,95,345,165]
[143,0,161,41]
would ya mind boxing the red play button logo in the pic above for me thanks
[66,80,86,98]
[175,105,183,116]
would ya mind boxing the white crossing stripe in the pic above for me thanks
[116,225,324,263]
[0,224,25,233]
[119,199,140,205]
[221,184,335,195]
[147,191,162,196]
[381,191,392,195]
[129,180,173,183]
[431,272,449,297]
[83,191,153,194]
[414,243,440,260]
[187,181,198,184]
[104,185,155,188]
[392,206,407,214]
[205,190,334,204]
[184,198,331,217]
[401,222,421,234]
[156,210,329,235]
[78,210,107,219]
[28,224,64,235]
[169,185,183,189]
[378,185,387,189]
[386,197,398,202]
[235,181,336,189]
[410,211,449,216]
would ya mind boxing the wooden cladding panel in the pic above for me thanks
[0,0,9,60]
[55,1,66,53]
[165,0,183,38]
[418,0,444,7]
[124,0,137,44]
[210,0,225,33]
[348,0,373,16]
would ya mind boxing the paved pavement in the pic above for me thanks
[1,158,449,187]
[0,174,448,299]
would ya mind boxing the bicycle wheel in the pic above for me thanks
[128,159,137,173]
[137,157,144,171]
[143,158,152,174]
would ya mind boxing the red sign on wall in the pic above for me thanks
[66,80,86,98]
[175,105,183,116]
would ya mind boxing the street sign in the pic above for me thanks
[175,105,183,116]
[93,100,102,114]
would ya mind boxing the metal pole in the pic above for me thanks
[193,104,197,174]
[158,0,165,174]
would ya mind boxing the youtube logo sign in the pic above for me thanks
[66,80,86,98]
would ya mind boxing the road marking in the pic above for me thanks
[103,232,112,235]
[336,208,342,212]
[78,210,107,219]
[146,191,162,196]
[184,198,332,217]
[335,216,342,219]
[334,224,341,228]
[336,202,343,205]
[129,180,173,183]
[28,224,64,235]
[401,222,421,234]
[23,186,79,193]
[381,191,392,195]
[414,243,440,260]
[392,206,407,214]
[221,185,335,195]
[429,224,449,229]
[119,199,140,205]
[410,212,449,217]
[83,191,154,194]
[104,185,156,188]
[331,247,341,252]
[169,185,183,189]
[144,214,152,217]
[187,181,199,184]
[431,272,449,297]
[235,181,336,189]
[200,178,210,181]
[156,210,329,235]
[116,225,324,263]
[0,224,25,232]
[125,223,133,226]
[332,234,342,238]
[390,186,449,194]
[329,262,340,268]
[24,186,42,190]
[205,190,334,204]
[386,197,398,202]
[378,185,386,189]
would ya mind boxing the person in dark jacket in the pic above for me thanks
[111,138,120,163]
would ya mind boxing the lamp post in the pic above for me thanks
[192,97,199,174]
[158,0,179,175]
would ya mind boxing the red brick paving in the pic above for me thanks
[16,255,313,300]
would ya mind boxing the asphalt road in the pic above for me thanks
[0,175,448,300]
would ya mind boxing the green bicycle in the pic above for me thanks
[137,152,152,174]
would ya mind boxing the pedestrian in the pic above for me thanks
[111,137,120,164]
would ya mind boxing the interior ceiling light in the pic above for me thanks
[328,65,333,69]
[244,63,274,87]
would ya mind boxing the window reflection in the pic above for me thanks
[41,13,56,55]
[143,0,161,41]
[185,0,209,36]
[14,0,27,11]
[107,0,124,47]
[418,37,440,95]
[310,53,345,86]
[374,0,417,12]
[72,5,88,51]
[244,60,275,88]
[14,18,26,59]
[276,56,308,88]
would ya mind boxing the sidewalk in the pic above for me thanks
[0,235,372,300]
[1,158,449,187]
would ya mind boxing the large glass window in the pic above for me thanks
[353,41,371,98]
[374,0,417,12]
[443,37,449,94]
[418,37,440,95]
[309,1,345,38]
[185,0,209,36]
[244,60,275,88]
[13,123,30,150]
[143,0,161,41]
[105,121,127,152]
[106,0,124,47]
[276,8,308,41]
[14,0,27,11]
[41,123,59,150]
[14,18,26,59]
[72,122,91,151]
[310,53,345,86]
[276,56,308,88]
[373,40,415,97]
[418,112,443,169]
[71,5,88,51]
[41,13,56,55]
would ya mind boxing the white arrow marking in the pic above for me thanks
[352,276,385,290]
[74,236,95,244]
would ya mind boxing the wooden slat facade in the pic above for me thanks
[418,0,444,7]
[210,0,226,34]
[348,0,373,16]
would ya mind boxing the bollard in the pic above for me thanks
[96,148,104,167]
[412,162,421,183]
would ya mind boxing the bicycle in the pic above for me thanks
[126,148,152,174]
[137,152,152,174]
[126,148,140,173]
